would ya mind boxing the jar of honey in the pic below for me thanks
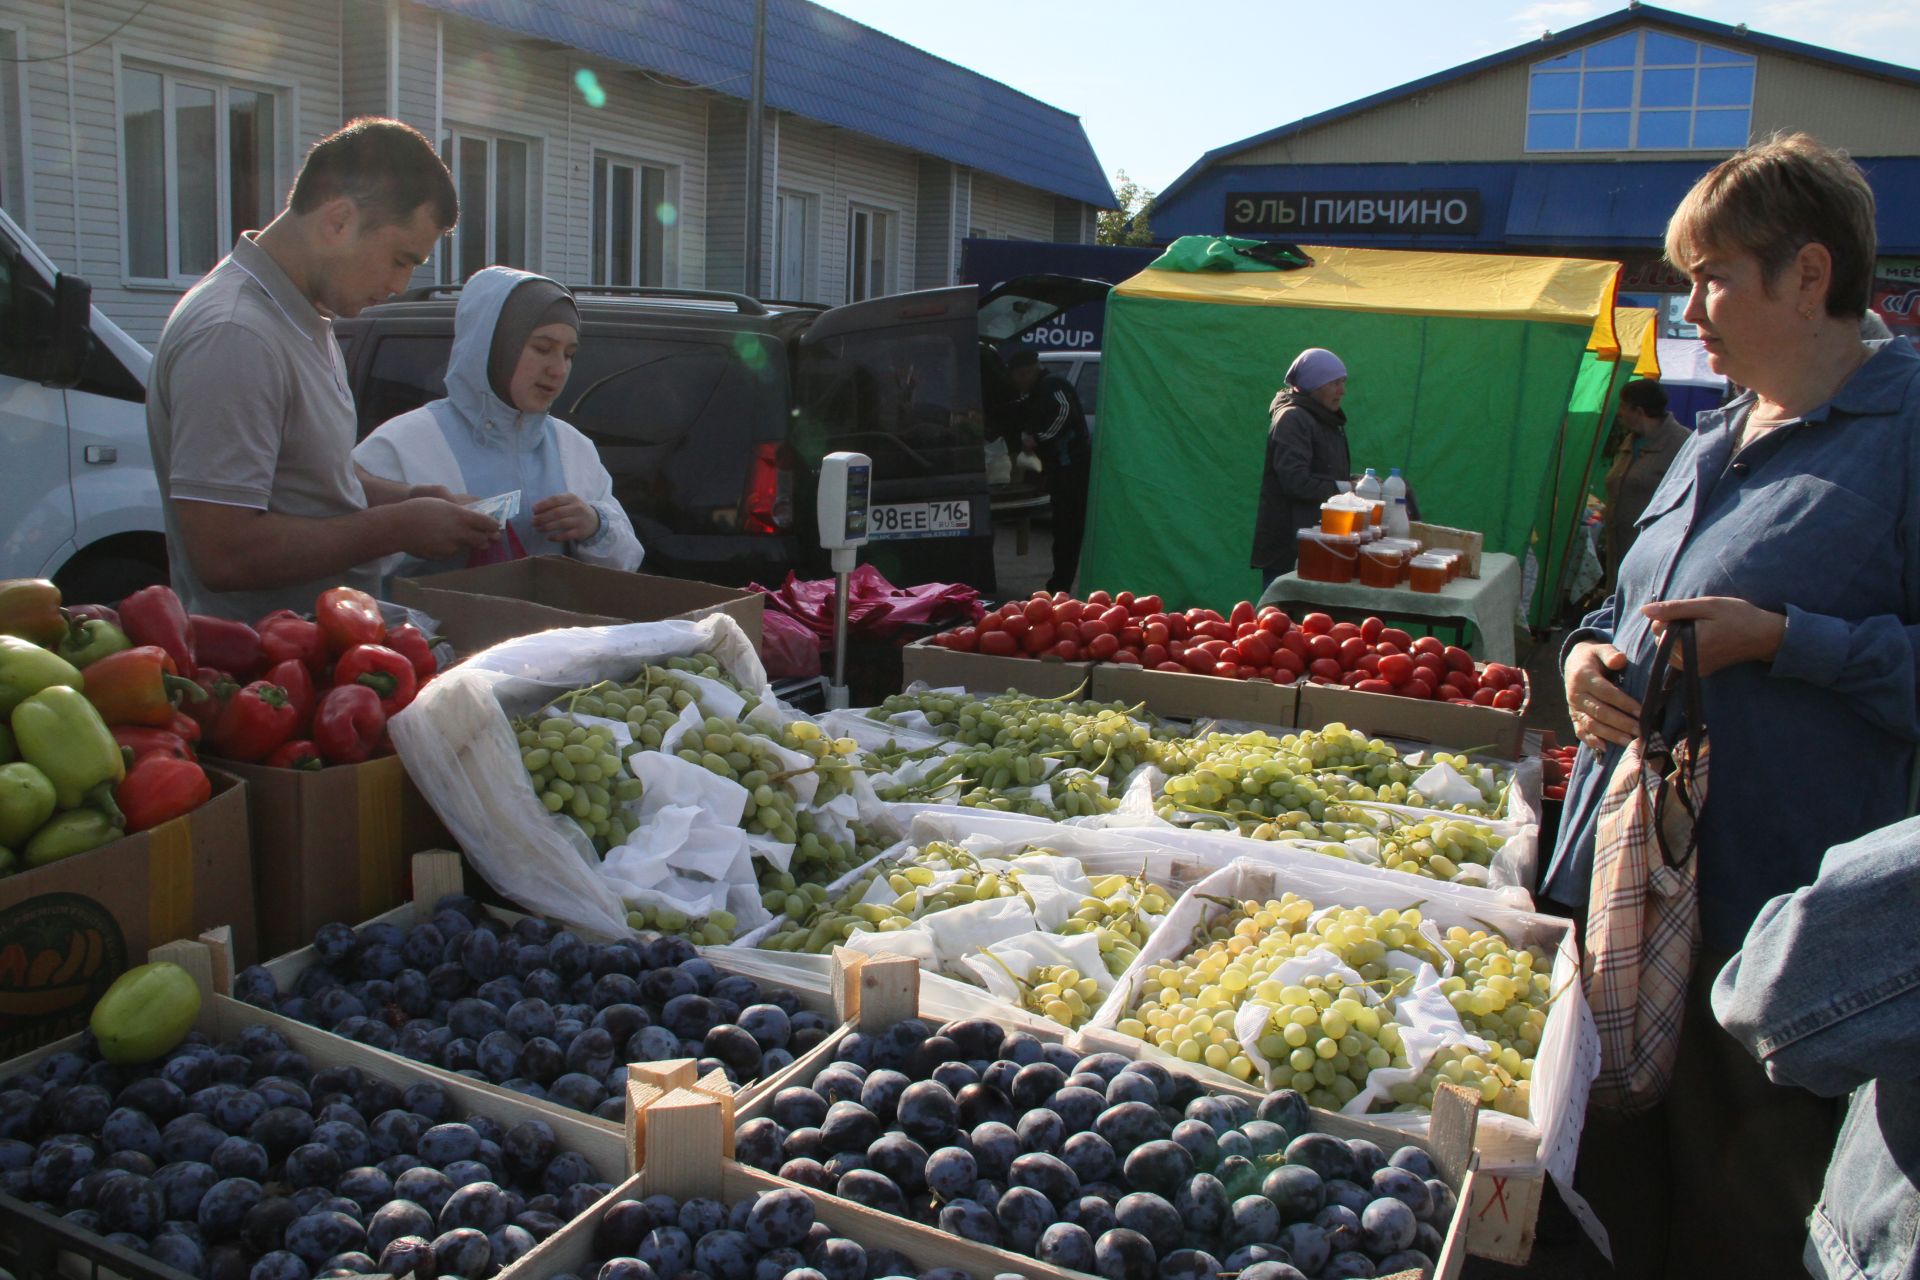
[1358,543,1405,588]
[1435,551,1465,580]
[1298,528,1363,583]
[1409,553,1449,593]
[1319,493,1369,536]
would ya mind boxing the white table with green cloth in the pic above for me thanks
[1256,550,1524,664]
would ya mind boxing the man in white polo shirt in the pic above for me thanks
[148,117,499,619]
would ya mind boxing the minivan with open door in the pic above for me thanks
[0,208,160,602]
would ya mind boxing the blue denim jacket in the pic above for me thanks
[1540,338,1920,951]
[1712,816,1920,1280]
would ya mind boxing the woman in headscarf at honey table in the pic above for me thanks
[354,266,642,581]
[1249,347,1351,588]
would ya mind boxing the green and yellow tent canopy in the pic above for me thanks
[1080,241,1623,625]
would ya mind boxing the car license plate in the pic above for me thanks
[866,500,972,541]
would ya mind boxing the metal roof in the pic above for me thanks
[1154,4,1920,213]
[410,0,1115,208]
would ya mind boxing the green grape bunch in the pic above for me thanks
[625,899,738,946]
[512,715,645,852]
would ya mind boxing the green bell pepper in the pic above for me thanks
[0,762,56,848]
[0,636,84,718]
[56,618,130,669]
[0,722,13,763]
[24,808,121,866]
[11,685,125,815]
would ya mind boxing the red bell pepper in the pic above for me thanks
[169,709,202,746]
[332,644,418,718]
[113,725,198,763]
[119,585,195,674]
[80,646,208,727]
[385,623,438,683]
[207,680,298,762]
[313,684,386,765]
[181,668,236,737]
[66,603,122,630]
[189,615,263,681]
[257,612,328,676]
[267,658,317,735]
[315,587,386,657]
[115,753,213,833]
[264,739,324,771]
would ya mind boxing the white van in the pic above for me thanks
[0,208,164,601]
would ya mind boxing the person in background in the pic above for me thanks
[1601,379,1690,589]
[354,266,642,580]
[147,118,499,619]
[1542,133,1920,1276]
[1008,349,1092,594]
[1713,815,1920,1280]
[1250,348,1351,585]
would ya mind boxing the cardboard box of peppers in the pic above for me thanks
[0,580,438,872]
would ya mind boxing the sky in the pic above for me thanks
[810,0,1920,201]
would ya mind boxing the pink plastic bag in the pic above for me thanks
[759,609,823,680]
[751,564,983,644]
[465,522,528,569]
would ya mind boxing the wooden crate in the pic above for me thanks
[212,852,846,1132]
[729,951,1479,1280]
[0,940,628,1280]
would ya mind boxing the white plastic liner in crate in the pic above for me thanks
[1085,854,1597,1183]
[391,614,877,939]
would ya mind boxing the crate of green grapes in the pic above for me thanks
[1080,855,1594,1193]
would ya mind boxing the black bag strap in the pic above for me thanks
[1639,619,1706,870]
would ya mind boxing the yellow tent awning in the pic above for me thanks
[1116,243,1621,347]
[1608,307,1663,378]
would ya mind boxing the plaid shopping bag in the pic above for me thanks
[1584,620,1709,1114]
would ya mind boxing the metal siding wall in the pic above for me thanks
[13,0,341,345]
[1751,56,1920,153]
[966,172,1056,241]
[915,157,954,288]
[773,114,918,303]
[340,0,389,120]
[707,98,747,293]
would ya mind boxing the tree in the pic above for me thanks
[1097,170,1155,246]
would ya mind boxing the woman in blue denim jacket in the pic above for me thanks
[1714,816,1920,1280]
[1538,134,1920,1274]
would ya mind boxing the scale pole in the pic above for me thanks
[828,564,852,709]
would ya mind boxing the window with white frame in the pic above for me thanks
[121,62,282,282]
[590,155,673,287]
[0,28,26,220]
[1526,30,1755,152]
[440,129,531,284]
[847,204,894,302]
[774,190,813,301]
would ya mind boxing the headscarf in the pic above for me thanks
[486,277,579,407]
[1286,348,1347,392]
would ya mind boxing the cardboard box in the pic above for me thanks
[1409,521,1485,577]
[220,756,451,960]
[1297,674,1530,757]
[899,637,1090,699]
[393,557,763,655]
[1090,663,1298,729]
[0,770,254,1059]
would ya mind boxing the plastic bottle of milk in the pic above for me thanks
[1355,469,1382,502]
[1384,467,1411,538]
[1355,469,1384,536]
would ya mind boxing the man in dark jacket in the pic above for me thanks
[1601,378,1690,589]
[1009,349,1092,594]
[1250,348,1351,583]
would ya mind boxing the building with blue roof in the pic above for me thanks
[2,0,1113,345]
[1150,5,1920,336]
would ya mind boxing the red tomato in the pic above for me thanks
[1055,600,1085,624]
[1087,590,1112,607]
[1400,679,1434,700]
[1414,653,1448,681]
[1309,657,1344,681]
[1142,621,1171,647]
[1086,633,1121,660]
[1191,607,1225,625]
[1373,641,1405,658]
[1301,612,1334,636]
[1443,645,1475,673]
[1339,671,1365,687]
[1444,671,1478,696]
[1021,622,1057,654]
[1221,645,1248,666]
[1329,621,1362,643]
[1143,643,1170,667]
[1121,626,1145,649]
[1101,605,1130,630]
[1228,600,1256,628]
[1480,666,1511,691]
[1272,649,1307,677]
[1185,650,1216,675]
[1307,634,1340,662]
[1493,687,1525,710]
[1195,620,1235,643]
[1337,637,1369,669]
[1214,662,1242,679]
[1270,668,1299,685]
[1002,612,1031,637]
[1360,616,1384,642]
[1237,634,1273,665]
[979,631,1017,657]
[1135,594,1163,614]
[1472,687,1497,706]
[1056,622,1083,646]
[1052,640,1080,661]
[1411,635,1446,657]
[1052,590,1072,605]
[1197,639,1230,659]
[1165,614,1190,640]
[1024,599,1054,624]
[1258,613,1292,637]
[1279,632,1312,661]
[1379,627,1414,650]
[1079,618,1110,640]
[1378,654,1415,684]
[1111,648,1142,665]
[1116,591,1137,608]
[1167,640,1187,661]
[1357,654,1382,675]
[1354,678,1395,694]
[946,627,978,652]
[1157,661,1186,673]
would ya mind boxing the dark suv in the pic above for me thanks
[335,277,1105,592]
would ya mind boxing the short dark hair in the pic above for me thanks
[288,118,458,232]
[1618,379,1669,417]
